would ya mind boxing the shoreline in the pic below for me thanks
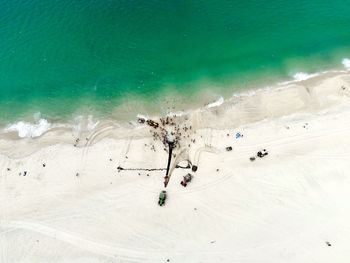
[0,69,349,159]
[1,66,350,142]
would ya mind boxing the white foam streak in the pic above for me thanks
[292,72,319,81]
[166,111,185,117]
[5,119,51,138]
[73,115,99,134]
[206,97,224,108]
[136,114,149,121]
[342,58,350,69]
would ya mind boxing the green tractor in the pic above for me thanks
[158,190,167,206]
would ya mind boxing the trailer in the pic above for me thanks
[180,173,193,187]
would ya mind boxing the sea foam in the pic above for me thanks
[73,115,99,134]
[166,111,186,117]
[5,119,51,138]
[342,58,350,69]
[206,97,224,108]
[292,72,320,82]
[136,114,149,121]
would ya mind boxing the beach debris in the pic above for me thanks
[250,157,256,162]
[23,171,27,176]
[43,163,46,167]
[216,169,219,172]
[158,190,167,206]
[192,165,198,172]
[76,172,79,177]
[7,168,10,171]
[109,158,112,161]
[226,146,233,151]
[146,119,159,129]
[180,173,193,187]
[326,241,332,247]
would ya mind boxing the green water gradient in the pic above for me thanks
[1,0,350,121]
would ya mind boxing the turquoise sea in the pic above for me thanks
[1,0,350,123]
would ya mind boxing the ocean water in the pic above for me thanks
[1,0,350,126]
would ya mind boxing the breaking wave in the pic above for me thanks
[206,97,224,108]
[3,58,350,139]
[2,114,101,138]
[342,58,350,69]
[4,119,52,138]
[292,72,320,82]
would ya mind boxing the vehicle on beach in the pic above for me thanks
[158,190,167,206]
[180,173,193,187]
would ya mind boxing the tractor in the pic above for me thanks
[158,190,167,206]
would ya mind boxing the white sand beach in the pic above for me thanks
[1,72,350,262]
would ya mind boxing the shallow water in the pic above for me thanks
[1,0,350,122]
